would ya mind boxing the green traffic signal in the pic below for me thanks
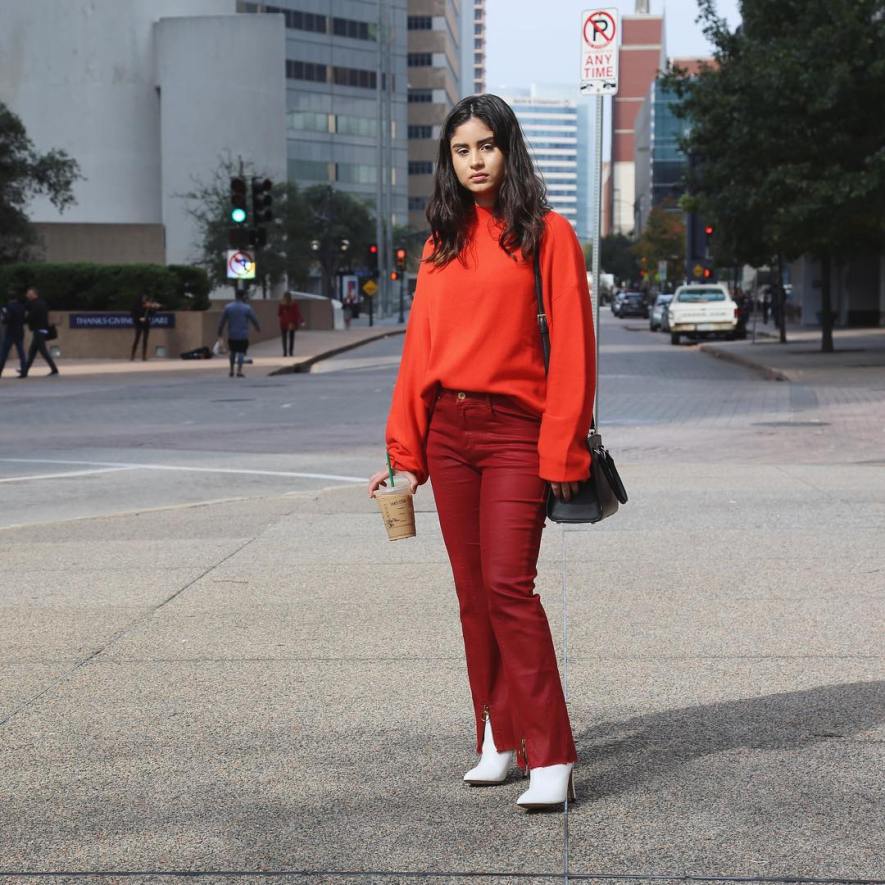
[230,176,247,225]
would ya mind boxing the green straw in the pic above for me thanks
[385,451,395,487]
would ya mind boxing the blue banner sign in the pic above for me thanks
[69,313,176,330]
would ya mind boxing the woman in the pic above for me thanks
[368,95,595,810]
[278,292,304,357]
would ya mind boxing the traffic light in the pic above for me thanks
[228,227,251,249]
[230,177,247,224]
[252,178,273,223]
[702,267,713,279]
[390,270,400,281]
[368,243,379,277]
[395,247,407,271]
[249,227,268,249]
[704,224,714,237]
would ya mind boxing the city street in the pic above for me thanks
[1,312,883,881]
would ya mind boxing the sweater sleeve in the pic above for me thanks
[537,214,597,482]
[385,244,434,485]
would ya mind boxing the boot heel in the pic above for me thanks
[567,771,576,802]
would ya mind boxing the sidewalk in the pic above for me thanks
[699,325,885,383]
[29,321,405,379]
[2,464,882,876]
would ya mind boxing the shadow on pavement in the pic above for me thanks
[578,680,885,799]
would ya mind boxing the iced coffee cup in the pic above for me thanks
[374,481,416,541]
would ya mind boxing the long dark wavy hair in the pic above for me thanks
[425,94,549,267]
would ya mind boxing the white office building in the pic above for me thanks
[0,0,287,266]
[503,93,590,240]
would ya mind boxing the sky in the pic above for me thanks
[485,0,741,92]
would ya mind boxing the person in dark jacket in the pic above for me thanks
[0,292,28,378]
[21,288,59,378]
[131,294,161,361]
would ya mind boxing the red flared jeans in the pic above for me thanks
[426,388,577,769]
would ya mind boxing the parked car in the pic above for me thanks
[649,293,673,331]
[612,291,649,318]
[666,284,738,345]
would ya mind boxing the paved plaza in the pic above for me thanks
[0,314,883,883]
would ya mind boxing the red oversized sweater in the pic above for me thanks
[385,207,596,484]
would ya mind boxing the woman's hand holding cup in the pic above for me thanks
[368,468,419,497]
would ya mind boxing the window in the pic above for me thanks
[287,110,330,133]
[408,125,433,139]
[332,16,375,41]
[407,15,433,29]
[409,161,434,175]
[267,6,328,32]
[336,163,377,185]
[474,23,482,34]
[332,66,377,90]
[407,53,433,67]
[409,196,428,211]
[408,89,433,103]
[289,159,331,182]
[285,60,328,83]
[335,114,378,137]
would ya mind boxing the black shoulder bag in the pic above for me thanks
[533,252,628,524]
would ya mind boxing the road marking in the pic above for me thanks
[0,458,366,483]
[0,467,133,484]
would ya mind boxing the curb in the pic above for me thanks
[268,328,405,375]
[698,343,791,382]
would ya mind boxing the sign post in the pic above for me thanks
[580,7,620,422]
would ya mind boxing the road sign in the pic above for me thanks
[580,7,619,95]
[658,260,668,282]
[693,263,704,279]
[361,278,378,297]
[226,250,256,280]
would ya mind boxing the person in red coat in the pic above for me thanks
[278,292,304,356]
[368,94,596,811]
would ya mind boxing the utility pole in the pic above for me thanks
[375,0,385,318]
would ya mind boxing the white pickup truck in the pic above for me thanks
[665,284,738,345]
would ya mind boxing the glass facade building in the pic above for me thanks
[633,79,688,233]
[238,1,408,227]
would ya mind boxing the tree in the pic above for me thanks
[303,184,375,299]
[584,233,640,285]
[182,167,375,299]
[0,102,82,262]
[632,202,685,286]
[664,0,885,352]
[180,157,297,295]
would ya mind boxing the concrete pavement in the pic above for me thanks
[6,321,404,379]
[699,326,885,384]
[0,314,883,881]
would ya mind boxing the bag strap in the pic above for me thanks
[533,249,598,435]
[532,249,551,374]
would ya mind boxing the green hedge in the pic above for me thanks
[0,263,211,311]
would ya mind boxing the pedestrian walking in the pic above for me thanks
[21,287,59,378]
[278,292,304,357]
[218,290,260,378]
[367,94,595,811]
[0,292,28,378]
[130,294,161,361]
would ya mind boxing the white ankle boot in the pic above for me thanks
[463,716,514,785]
[516,763,576,809]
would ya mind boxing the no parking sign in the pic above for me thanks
[580,7,620,95]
